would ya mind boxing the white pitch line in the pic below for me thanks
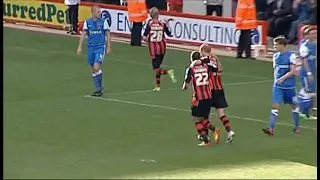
[104,88,177,96]
[100,79,273,96]
[108,58,269,80]
[8,45,268,80]
[83,95,317,131]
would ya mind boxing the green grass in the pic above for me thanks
[4,27,317,179]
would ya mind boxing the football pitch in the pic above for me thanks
[4,27,317,179]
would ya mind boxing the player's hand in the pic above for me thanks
[77,47,82,55]
[276,78,284,84]
[308,75,314,82]
[107,48,111,54]
[142,36,147,42]
[182,82,188,91]
[190,61,197,67]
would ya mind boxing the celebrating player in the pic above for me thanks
[183,51,221,147]
[77,6,111,97]
[189,44,235,144]
[263,36,299,135]
[298,26,317,120]
[142,7,176,92]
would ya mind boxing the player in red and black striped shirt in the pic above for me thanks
[143,7,176,92]
[190,44,235,144]
[182,51,221,147]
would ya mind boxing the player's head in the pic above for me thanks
[91,6,101,19]
[301,25,317,41]
[150,7,159,19]
[190,51,201,62]
[199,43,211,56]
[273,36,287,52]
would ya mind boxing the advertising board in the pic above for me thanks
[4,0,267,48]
[3,0,91,26]
[101,8,265,48]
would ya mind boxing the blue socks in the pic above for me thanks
[269,108,300,130]
[299,100,312,116]
[292,107,299,129]
[269,109,278,130]
[92,69,103,91]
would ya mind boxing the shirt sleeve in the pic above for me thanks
[83,20,88,31]
[207,63,218,72]
[164,23,172,37]
[299,44,309,58]
[272,53,277,69]
[103,19,110,31]
[184,67,192,83]
[143,21,150,36]
[289,53,297,65]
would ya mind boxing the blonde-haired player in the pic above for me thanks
[190,43,235,144]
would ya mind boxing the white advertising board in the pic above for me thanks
[101,8,263,47]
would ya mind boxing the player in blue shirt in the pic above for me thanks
[298,26,317,120]
[77,6,111,97]
[263,36,300,135]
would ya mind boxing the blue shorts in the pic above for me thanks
[300,76,316,93]
[272,87,297,105]
[87,45,106,67]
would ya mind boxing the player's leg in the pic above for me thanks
[216,108,235,143]
[263,87,283,135]
[300,77,317,119]
[284,89,300,132]
[309,78,317,118]
[91,47,105,96]
[152,55,162,91]
[298,88,315,120]
[214,90,235,140]
[210,90,234,143]
[87,47,99,95]
[200,99,220,144]
[192,114,210,145]
[192,100,220,146]
[158,54,177,83]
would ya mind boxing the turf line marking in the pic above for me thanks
[8,45,268,80]
[83,95,317,131]
[102,79,273,96]
[108,58,269,80]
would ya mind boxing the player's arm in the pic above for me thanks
[142,22,150,41]
[299,45,312,76]
[104,19,111,54]
[164,21,173,37]
[77,21,88,55]
[212,55,223,72]
[190,57,209,67]
[276,53,297,83]
[182,67,192,90]
[272,53,276,77]
[208,63,218,73]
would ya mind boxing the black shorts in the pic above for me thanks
[211,89,228,109]
[191,99,212,118]
[152,54,165,70]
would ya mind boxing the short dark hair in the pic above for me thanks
[274,36,287,47]
[190,51,201,62]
